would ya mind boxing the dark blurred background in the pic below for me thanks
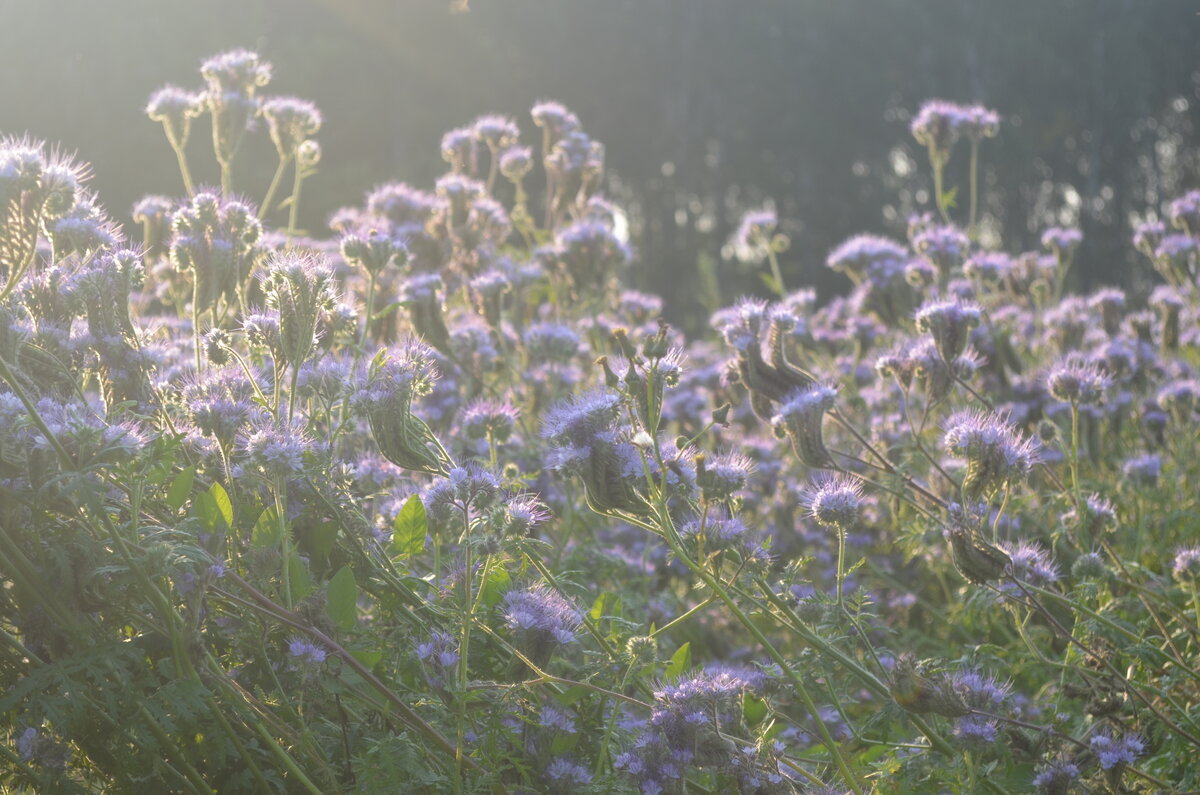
[1,0,1197,329]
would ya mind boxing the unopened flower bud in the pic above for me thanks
[625,635,657,665]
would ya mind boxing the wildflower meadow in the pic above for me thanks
[2,42,1200,795]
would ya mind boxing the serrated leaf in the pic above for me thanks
[391,495,427,560]
[665,642,691,681]
[209,482,233,527]
[940,185,958,210]
[326,566,358,631]
[166,466,194,512]
[252,506,281,549]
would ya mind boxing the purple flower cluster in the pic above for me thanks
[502,585,581,666]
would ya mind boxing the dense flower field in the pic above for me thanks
[1,49,1199,793]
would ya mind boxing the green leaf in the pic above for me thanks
[557,686,589,706]
[326,566,358,631]
[391,495,427,560]
[480,565,511,608]
[300,519,339,571]
[349,648,383,670]
[288,550,313,602]
[252,507,281,549]
[209,482,233,527]
[743,692,768,726]
[166,466,195,512]
[589,592,622,622]
[192,491,220,535]
[665,642,691,681]
[758,270,782,295]
[940,185,959,211]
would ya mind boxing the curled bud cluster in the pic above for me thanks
[943,410,1039,501]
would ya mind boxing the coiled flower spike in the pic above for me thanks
[772,382,838,469]
[354,340,451,475]
[943,410,1038,502]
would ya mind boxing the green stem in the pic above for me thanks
[930,147,952,224]
[286,163,304,244]
[358,269,378,353]
[835,525,846,609]
[765,248,786,297]
[171,137,197,197]
[968,139,979,236]
[260,155,292,220]
[456,508,474,782]
[192,275,204,375]
[1069,402,1081,511]
[276,480,292,608]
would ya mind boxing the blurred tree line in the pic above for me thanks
[1,0,1196,330]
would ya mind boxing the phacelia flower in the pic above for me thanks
[826,234,907,285]
[1168,189,1200,234]
[236,416,312,480]
[729,208,778,265]
[1046,356,1111,405]
[473,114,520,150]
[1121,453,1161,487]
[915,299,982,362]
[146,85,206,147]
[695,449,754,501]
[912,224,970,274]
[260,251,338,369]
[959,104,1000,141]
[1089,729,1145,771]
[354,340,449,474]
[287,636,327,667]
[461,398,520,443]
[803,473,866,529]
[911,99,966,159]
[1172,547,1200,583]
[1040,227,1083,258]
[943,410,1039,500]
[544,756,592,788]
[772,383,838,469]
[502,584,581,667]
[262,96,322,159]
[1032,759,1081,794]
